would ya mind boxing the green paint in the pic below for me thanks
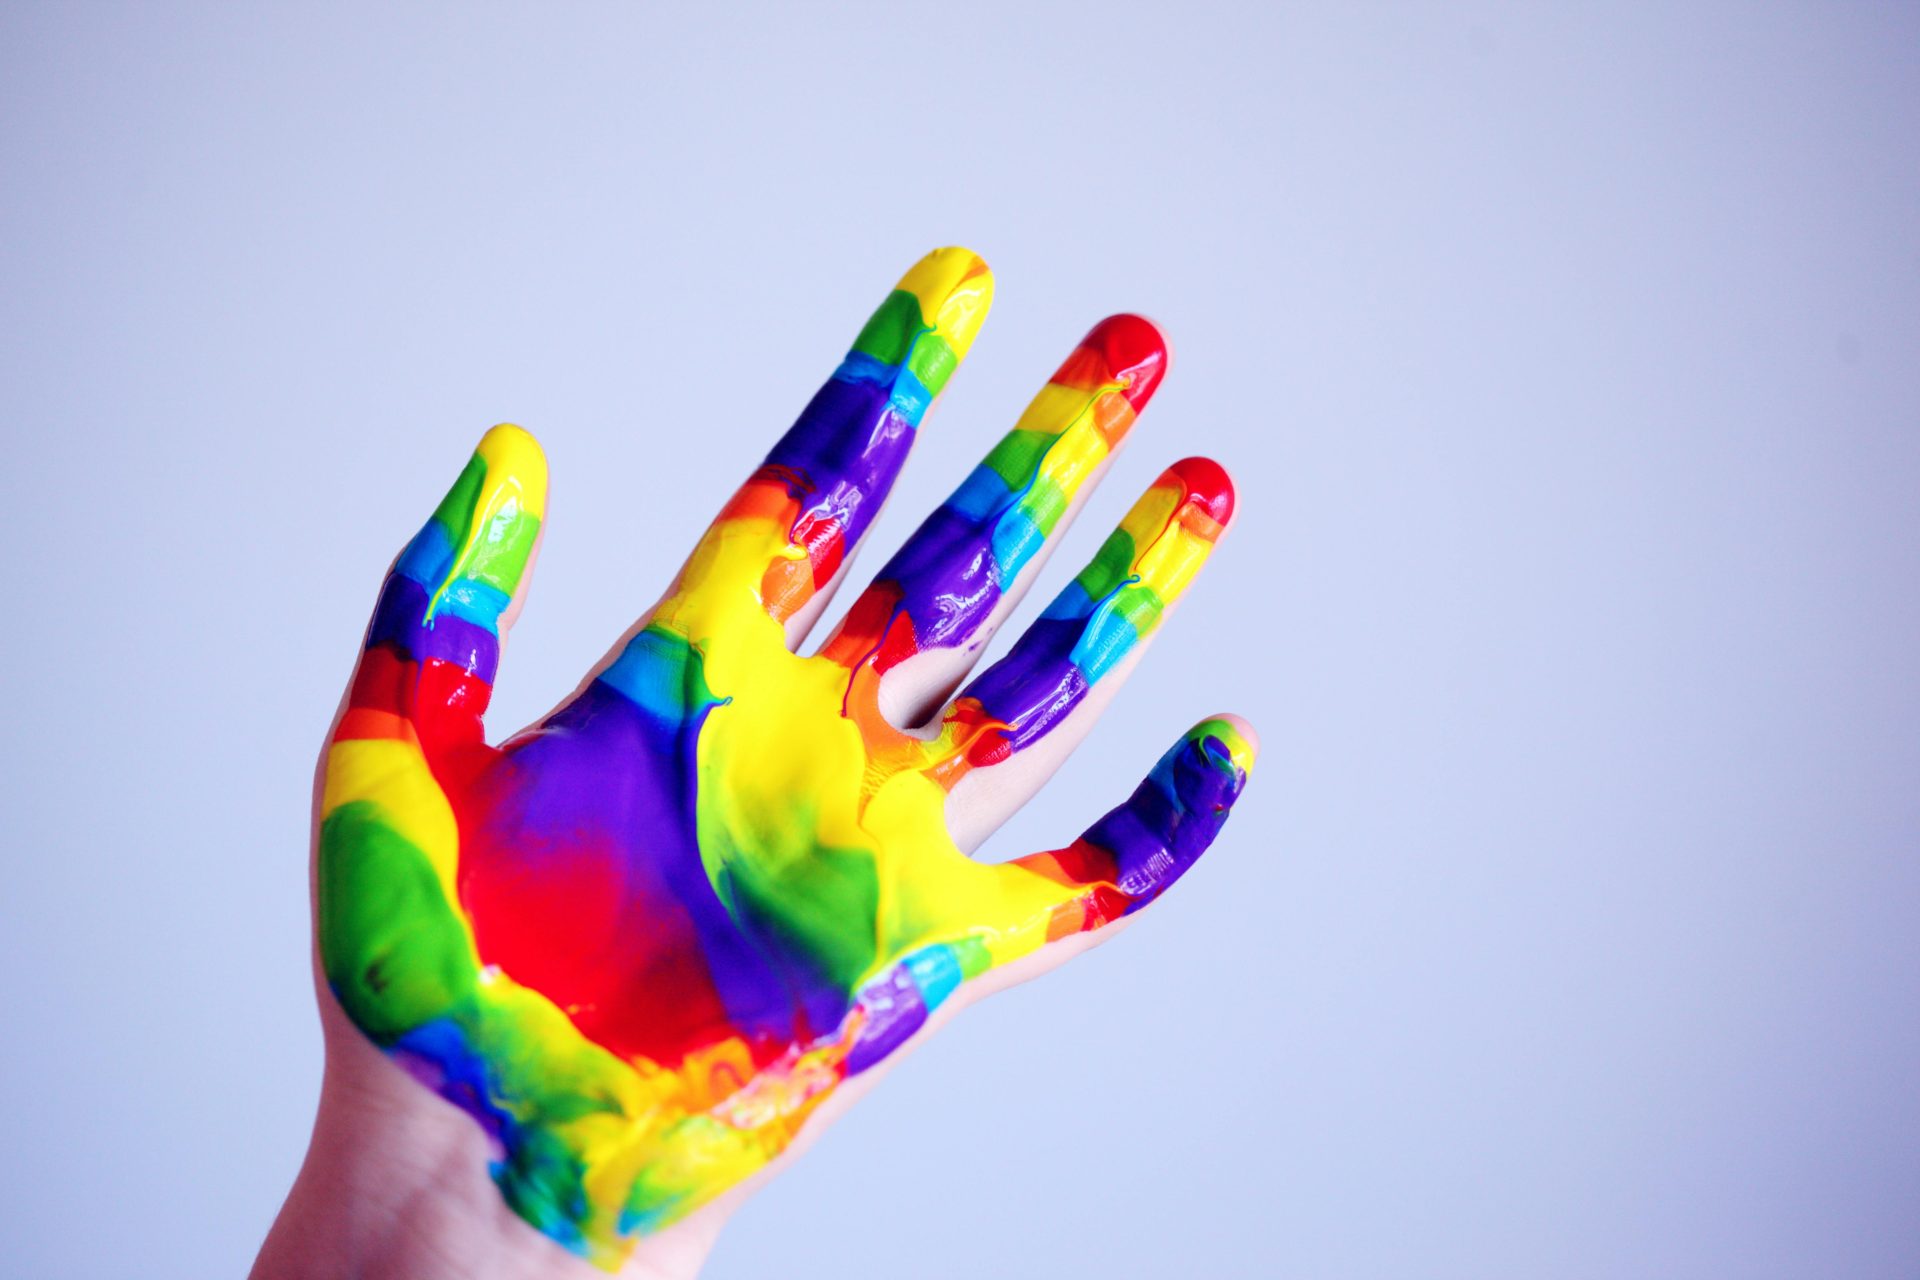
[702,794,881,994]
[318,802,477,1040]
[850,290,925,366]
[1076,529,1138,598]
[982,428,1053,491]
[427,452,487,549]
[462,507,541,597]
[904,328,959,399]
[1020,476,1070,532]
[1107,586,1165,635]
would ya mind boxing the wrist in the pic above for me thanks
[252,994,725,1280]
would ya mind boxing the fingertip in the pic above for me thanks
[1166,456,1236,529]
[921,244,992,277]
[1194,713,1259,770]
[477,421,543,458]
[1049,314,1168,406]
[477,423,549,519]
[1084,312,1171,410]
[899,246,995,359]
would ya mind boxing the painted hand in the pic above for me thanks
[317,248,1256,1270]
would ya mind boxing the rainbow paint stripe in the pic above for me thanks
[319,248,1253,1268]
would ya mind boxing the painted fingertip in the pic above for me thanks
[809,248,994,417]
[1050,313,1171,412]
[399,426,547,607]
[475,422,548,515]
[1149,715,1253,831]
[1165,455,1235,530]
[1191,713,1259,775]
[892,245,996,359]
[455,424,546,597]
[1052,713,1253,914]
[1084,456,1233,622]
[366,425,547,694]
[844,248,993,416]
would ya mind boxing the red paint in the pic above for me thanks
[789,508,847,585]
[819,583,898,669]
[458,813,741,1069]
[1167,455,1236,525]
[1049,313,1169,409]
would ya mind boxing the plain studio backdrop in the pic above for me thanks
[3,4,1916,1277]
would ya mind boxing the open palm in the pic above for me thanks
[317,247,1256,1269]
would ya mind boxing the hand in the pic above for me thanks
[273,247,1256,1277]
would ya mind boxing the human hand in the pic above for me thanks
[274,248,1256,1276]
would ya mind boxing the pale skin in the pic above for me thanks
[253,275,1255,1280]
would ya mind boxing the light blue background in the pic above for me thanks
[3,4,1916,1277]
